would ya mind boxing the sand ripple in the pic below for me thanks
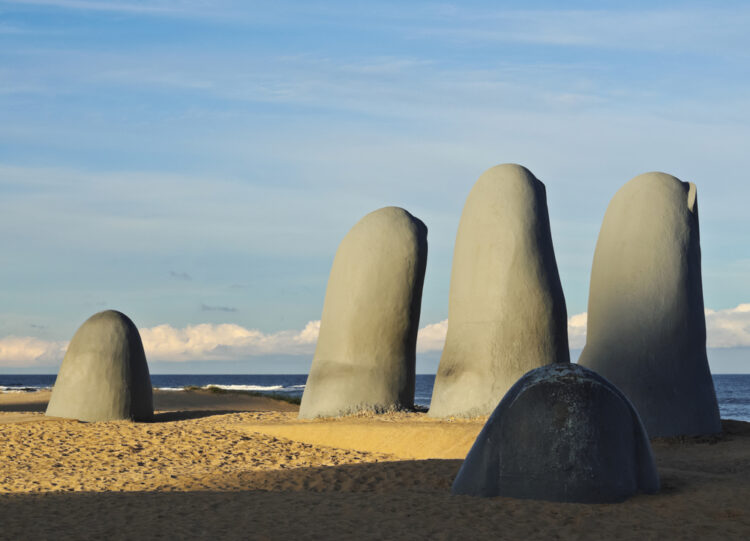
[0,411,393,493]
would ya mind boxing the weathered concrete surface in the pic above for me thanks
[452,363,659,502]
[298,207,428,418]
[46,310,153,422]
[429,164,569,418]
[579,173,721,437]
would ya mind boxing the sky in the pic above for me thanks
[1,0,749,373]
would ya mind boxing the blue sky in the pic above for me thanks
[1,1,749,372]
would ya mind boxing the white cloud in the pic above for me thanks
[416,319,448,353]
[139,321,321,361]
[705,304,750,348]
[567,312,588,349]
[0,336,67,367]
[295,320,320,344]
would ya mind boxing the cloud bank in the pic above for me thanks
[139,320,320,361]
[416,319,449,353]
[2,304,750,366]
[705,304,750,348]
[567,312,588,349]
[0,336,67,366]
[563,304,750,350]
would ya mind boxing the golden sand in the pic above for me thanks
[1,390,749,539]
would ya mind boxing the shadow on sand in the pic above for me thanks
[150,409,246,423]
[0,400,48,413]
[2,441,748,541]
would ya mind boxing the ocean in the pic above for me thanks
[2,373,750,422]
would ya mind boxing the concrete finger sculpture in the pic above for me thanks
[578,172,721,437]
[452,363,659,502]
[429,164,569,418]
[298,207,428,418]
[46,310,154,422]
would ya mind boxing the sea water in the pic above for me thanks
[2,373,750,422]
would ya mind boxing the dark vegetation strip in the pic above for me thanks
[181,385,302,405]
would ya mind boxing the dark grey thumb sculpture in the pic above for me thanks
[429,164,569,418]
[298,207,428,418]
[46,310,154,422]
[452,363,659,503]
[578,172,721,437]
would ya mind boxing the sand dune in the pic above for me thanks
[242,412,484,459]
[1,390,749,539]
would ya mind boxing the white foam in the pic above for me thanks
[0,385,47,393]
[154,384,305,392]
[203,384,303,392]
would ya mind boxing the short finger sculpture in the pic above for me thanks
[46,310,153,422]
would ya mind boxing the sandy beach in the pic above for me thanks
[1,390,749,540]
